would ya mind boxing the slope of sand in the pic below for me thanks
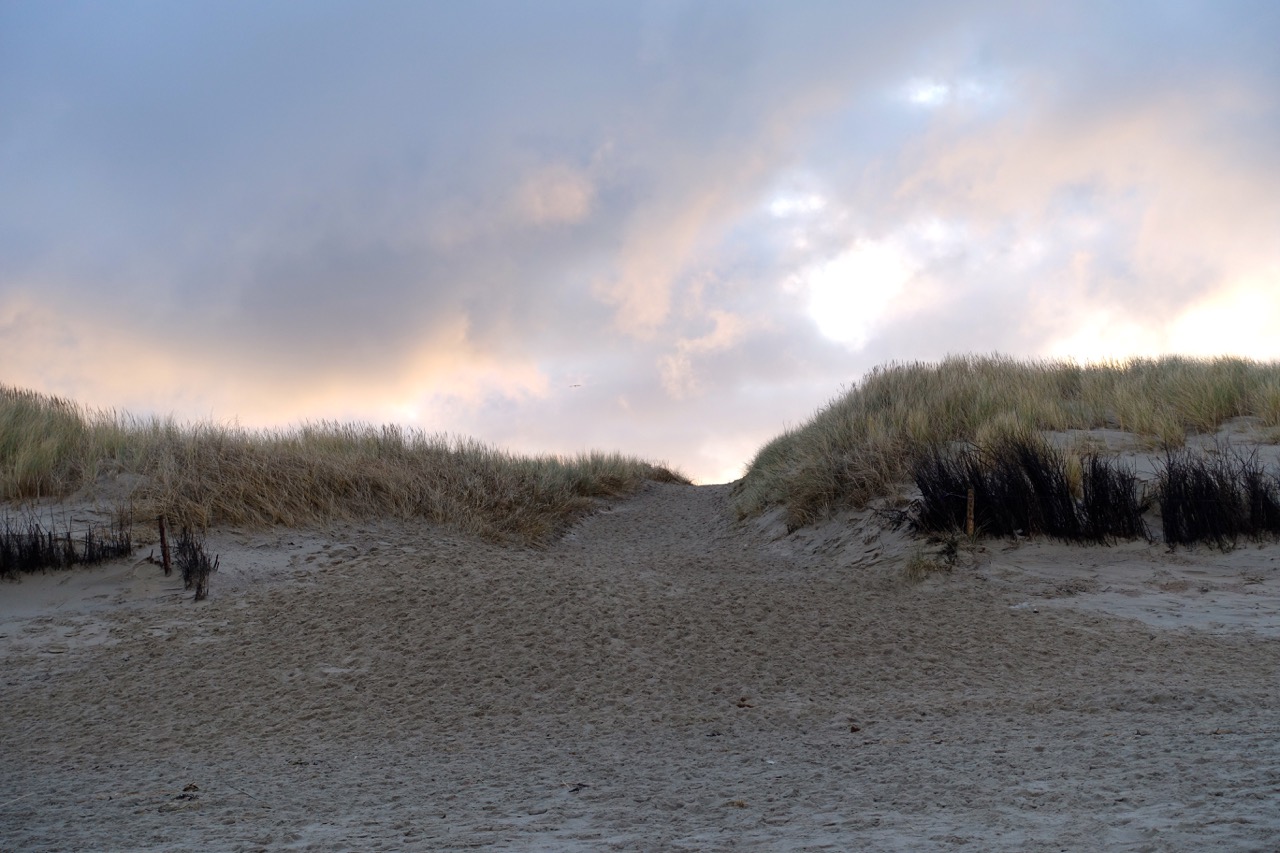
[2,476,1279,850]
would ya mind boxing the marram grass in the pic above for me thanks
[0,385,688,544]
[734,354,1280,530]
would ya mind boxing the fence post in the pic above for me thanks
[966,487,975,538]
[158,516,172,577]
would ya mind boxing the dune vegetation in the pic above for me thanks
[0,385,687,544]
[734,354,1280,531]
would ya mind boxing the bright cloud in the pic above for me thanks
[798,241,919,349]
[904,76,1005,109]
[768,193,827,218]
[907,79,951,106]
[1043,313,1166,363]
[1169,273,1280,360]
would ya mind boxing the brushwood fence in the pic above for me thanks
[0,516,134,579]
[1159,448,1280,548]
[911,437,1280,549]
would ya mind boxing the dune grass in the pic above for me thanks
[734,354,1280,530]
[0,385,688,544]
[910,434,1152,544]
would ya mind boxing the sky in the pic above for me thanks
[2,1,1279,483]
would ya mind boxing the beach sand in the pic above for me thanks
[2,444,1279,850]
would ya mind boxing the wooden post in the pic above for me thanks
[966,487,975,538]
[158,516,172,577]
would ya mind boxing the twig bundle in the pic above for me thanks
[1159,448,1280,548]
[0,516,133,579]
[174,525,218,601]
[911,436,1147,542]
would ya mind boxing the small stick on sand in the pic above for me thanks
[0,791,36,809]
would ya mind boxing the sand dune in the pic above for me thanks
[2,480,1279,851]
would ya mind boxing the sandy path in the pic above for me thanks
[2,483,1278,851]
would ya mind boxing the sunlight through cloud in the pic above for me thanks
[903,75,1006,110]
[768,193,827,218]
[907,78,950,106]
[1170,275,1280,360]
[798,241,918,349]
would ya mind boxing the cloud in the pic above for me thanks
[511,164,595,227]
[2,1,1279,483]
[1168,271,1280,360]
[659,310,749,398]
[594,189,726,337]
[0,284,549,429]
[795,239,920,349]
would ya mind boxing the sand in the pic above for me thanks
[2,456,1279,850]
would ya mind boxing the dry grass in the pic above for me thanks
[0,385,687,544]
[734,354,1280,530]
[901,547,951,584]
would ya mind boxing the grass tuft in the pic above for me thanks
[902,546,951,583]
[175,526,218,601]
[0,385,688,545]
